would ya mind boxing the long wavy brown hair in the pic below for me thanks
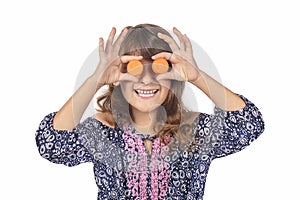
[97,24,193,147]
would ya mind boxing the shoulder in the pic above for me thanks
[93,111,116,128]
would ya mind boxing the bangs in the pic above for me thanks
[123,48,171,60]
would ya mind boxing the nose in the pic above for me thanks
[139,64,156,84]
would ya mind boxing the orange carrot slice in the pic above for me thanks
[152,58,169,74]
[127,60,143,76]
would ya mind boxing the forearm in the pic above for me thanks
[191,70,245,111]
[54,75,103,130]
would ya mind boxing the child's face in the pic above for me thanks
[120,60,171,113]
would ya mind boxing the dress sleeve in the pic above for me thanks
[35,112,93,167]
[193,95,265,159]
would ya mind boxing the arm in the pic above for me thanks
[153,27,264,156]
[36,112,93,166]
[188,62,264,157]
[54,75,101,131]
[153,27,245,111]
[192,95,264,158]
[36,28,129,165]
[36,28,141,165]
[190,70,245,111]
[53,27,130,131]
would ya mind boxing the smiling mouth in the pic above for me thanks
[134,89,159,97]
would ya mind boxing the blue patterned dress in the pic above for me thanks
[35,95,264,200]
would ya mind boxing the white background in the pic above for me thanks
[1,0,299,199]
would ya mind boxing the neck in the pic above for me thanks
[130,107,158,135]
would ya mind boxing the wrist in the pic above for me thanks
[89,73,104,91]
[189,69,203,85]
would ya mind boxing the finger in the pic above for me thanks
[183,34,193,54]
[98,37,105,57]
[120,55,143,63]
[151,52,172,60]
[114,28,128,47]
[173,27,186,51]
[105,27,116,52]
[157,32,179,51]
[107,27,116,45]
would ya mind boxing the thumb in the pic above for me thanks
[151,52,172,61]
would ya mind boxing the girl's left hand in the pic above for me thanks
[151,27,200,82]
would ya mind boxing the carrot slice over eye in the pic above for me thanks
[152,58,169,74]
[127,60,143,76]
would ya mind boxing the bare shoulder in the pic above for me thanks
[94,111,115,128]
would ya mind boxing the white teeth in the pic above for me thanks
[135,89,158,97]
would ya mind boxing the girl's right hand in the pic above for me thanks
[92,27,141,87]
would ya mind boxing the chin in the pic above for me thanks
[132,104,162,113]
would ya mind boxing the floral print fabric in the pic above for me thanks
[35,95,264,200]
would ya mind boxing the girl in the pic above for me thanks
[35,24,264,199]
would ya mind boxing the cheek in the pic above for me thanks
[159,80,171,90]
[120,83,133,101]
[159,80,171,99]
